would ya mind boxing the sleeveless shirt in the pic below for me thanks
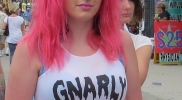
[34,49,127,100]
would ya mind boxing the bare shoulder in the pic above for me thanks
[119,30,136,67]
[119,30,134,49]
[15,41,32,63]
[5,41,41,99]
[12,41,41,72]
[16,41,30,55]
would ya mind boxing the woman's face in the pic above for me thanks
[119,0,135,24]
[157,6,162,13]
[65,0,102,22]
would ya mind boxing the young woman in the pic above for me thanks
[2,7,10,56]
[120,0,153,86]
[5,0,142,100]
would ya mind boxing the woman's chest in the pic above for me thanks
[35,58,127,100]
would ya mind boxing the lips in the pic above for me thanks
[78,3,93,9]
[78,3,93,7]
[122,13,131,17]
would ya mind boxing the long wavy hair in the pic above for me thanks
[132,0,144,21]
[22,0,124,68]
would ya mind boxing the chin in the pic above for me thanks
[120,18,131,24]
[68,13,94,22]
[73,16,93,23]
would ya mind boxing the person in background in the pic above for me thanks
[12,0,20,4]
[2,7,10,56]
[0,59,5,100]
[0,4,6,93]
[26,3,31,9]
[18,2,23,16]
[155,3,170,20]
[0,3,6,92]
[3,8,10,16]
[120,0,153,86]
[130,24,138,35]
[2,5,24,64]
[1,3,5,9]
[0,4,7,57]
[23,7,31,29]
[0,59,6,100]
[5,0,142,100]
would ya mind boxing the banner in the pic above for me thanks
[159,52,180,63]
[168,0,182,20]
[154,21,182,53]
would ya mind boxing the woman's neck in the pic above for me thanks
[10,13,17,17]
[120,24,124,30]
[67,18,93,43]
[62,18,99,56]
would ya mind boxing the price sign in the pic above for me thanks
[154,21,182,53]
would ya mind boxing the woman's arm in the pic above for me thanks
[133,35,153,86]
[2,22,7,30]
[161,17,168,20]
[5,42,41,100]
[2,17,8,30]
[136,45,152,86]
[121,31,142,100]
[21,23,25,35]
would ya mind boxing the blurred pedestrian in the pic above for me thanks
[0,59,5,100]
[2,7,10,56]
[2,5,24,63]
[0,4,7,57]
[155,3,170,20]
[23,7,31,29]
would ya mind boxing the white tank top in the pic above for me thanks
[34,49,127,100]
[124,24,153,50]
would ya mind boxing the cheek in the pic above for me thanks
[94,1,102,12]
[120,17,130,24]
[130,3,135,14]
[90,0,102,17]
[65,5,78,19]
[65,0,75,14]
[119,2,124,12]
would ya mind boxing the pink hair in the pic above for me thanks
[21,0,125,68]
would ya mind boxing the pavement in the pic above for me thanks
[1,55,182,100]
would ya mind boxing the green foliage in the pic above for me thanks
[170,40,178,46]
[162,34,169,45]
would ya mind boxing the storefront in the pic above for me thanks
[154,0,182,65]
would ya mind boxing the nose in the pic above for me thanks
[123,0,131,10]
